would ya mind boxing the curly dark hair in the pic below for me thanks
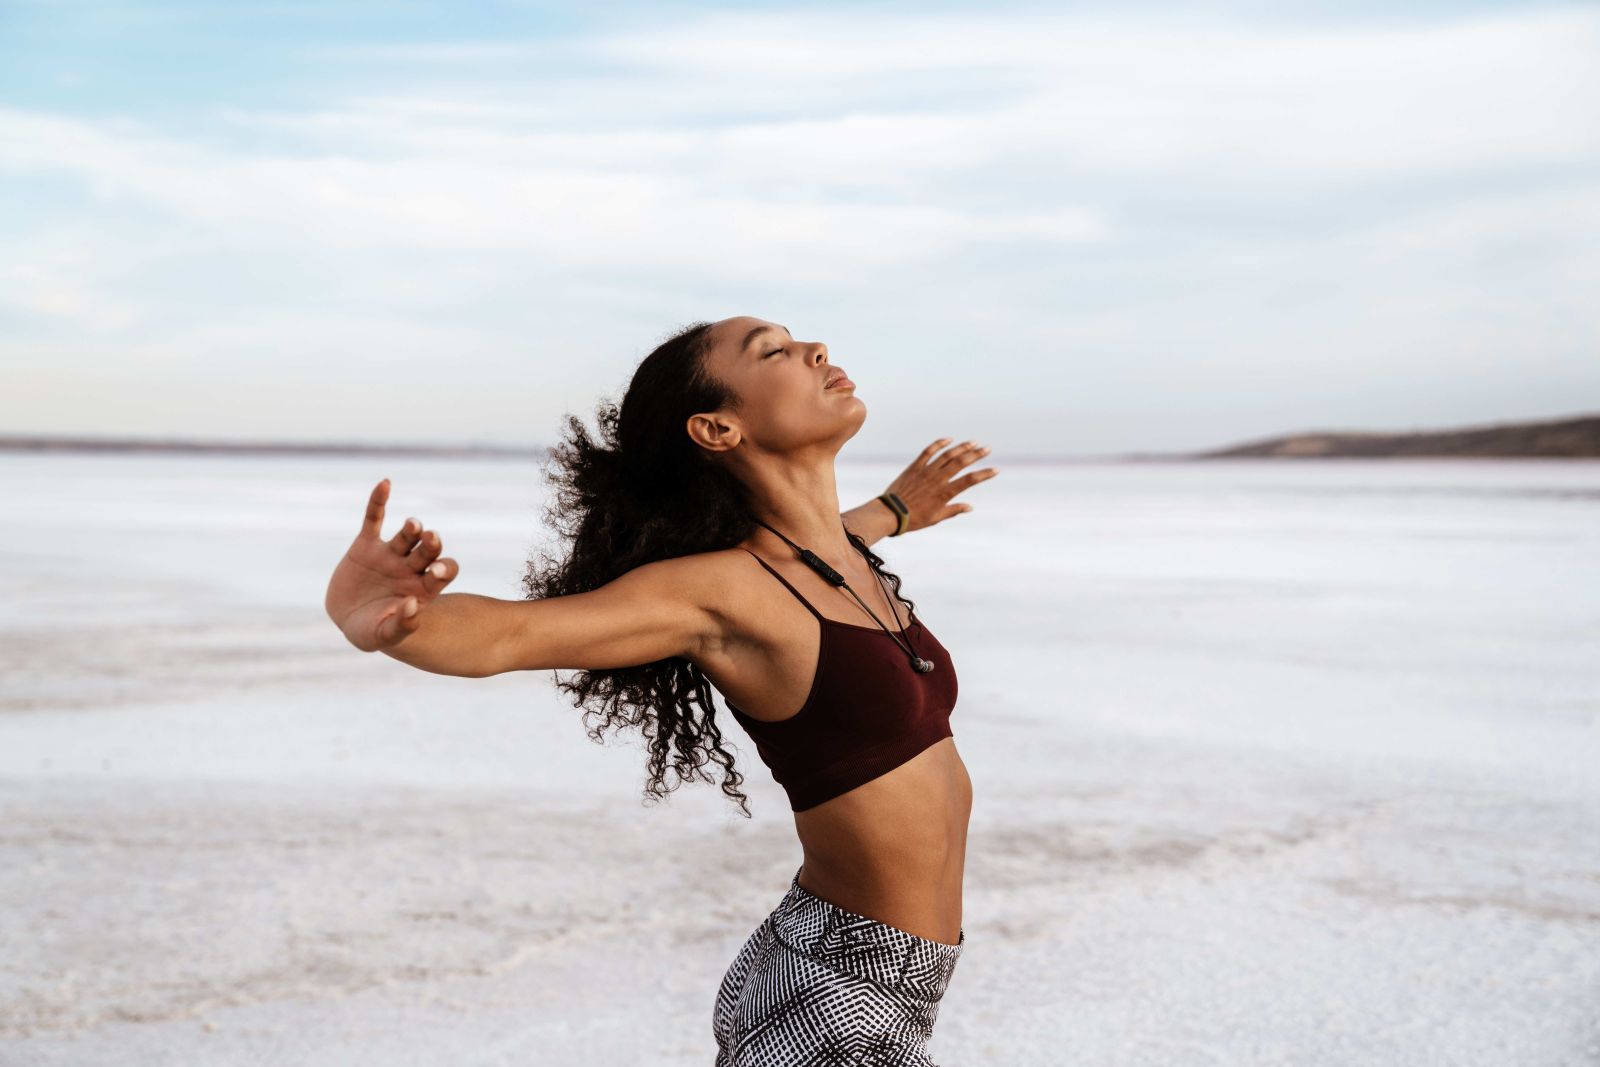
[521,319,916,818]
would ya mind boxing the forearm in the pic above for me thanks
[380,592,517,678]
[842,496,899,547]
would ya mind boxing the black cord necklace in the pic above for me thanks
[752,517,935,674]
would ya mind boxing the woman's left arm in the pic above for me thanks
[842,438,998,547]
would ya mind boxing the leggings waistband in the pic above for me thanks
[766,866,965,1003]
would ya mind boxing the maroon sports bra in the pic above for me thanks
[724,549,960,812]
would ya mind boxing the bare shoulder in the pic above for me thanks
[631,545,783,655]
[646,544,766,640]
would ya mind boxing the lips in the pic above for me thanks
[824,368,851,389]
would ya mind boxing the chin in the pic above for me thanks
[842,399,867,434]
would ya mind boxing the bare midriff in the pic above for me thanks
[791,735,971,947]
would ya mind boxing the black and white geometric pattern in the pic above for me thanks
[713,866,965,1066]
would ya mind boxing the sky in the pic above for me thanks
[1,0,1596,456]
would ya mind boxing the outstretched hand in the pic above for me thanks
[883,438,998,534]
[324,478,462,651]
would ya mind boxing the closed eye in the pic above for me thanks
[764,348,784,358]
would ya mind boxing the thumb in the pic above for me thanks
[375,596,423,647]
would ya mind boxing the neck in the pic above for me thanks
[738,452,853,561]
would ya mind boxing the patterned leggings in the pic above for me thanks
[712,866,965,1066]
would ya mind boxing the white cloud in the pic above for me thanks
[1,5,1597,450]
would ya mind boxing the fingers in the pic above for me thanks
[419,556,459,593]
[362,478,391,537]
[934,441,990,472]
[917,437,955,463]
[947,467,1000,494]
[387,516,424,556]
[379,492,449,576]
[404,528,444,573]
[924,493,980,525]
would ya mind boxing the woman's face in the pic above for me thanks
[694,315,865,455]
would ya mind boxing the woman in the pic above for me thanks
[324,315,998,1065]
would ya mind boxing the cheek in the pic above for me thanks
[758,370,817,411]
[747,378,823,441]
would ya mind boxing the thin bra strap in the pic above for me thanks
[738,549,825,621]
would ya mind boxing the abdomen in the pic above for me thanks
[790,737,971,945]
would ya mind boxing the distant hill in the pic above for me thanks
[1194,413,1600,459]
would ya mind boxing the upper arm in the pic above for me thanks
[498,553,722,673]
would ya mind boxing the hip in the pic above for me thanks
[713,866,966,1065]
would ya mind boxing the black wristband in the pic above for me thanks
[877,492,910,536]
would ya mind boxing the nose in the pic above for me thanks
[813,342,829,362]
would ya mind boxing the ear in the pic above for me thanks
[687,411,742,453]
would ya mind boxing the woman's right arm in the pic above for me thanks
[325,479,717,679]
